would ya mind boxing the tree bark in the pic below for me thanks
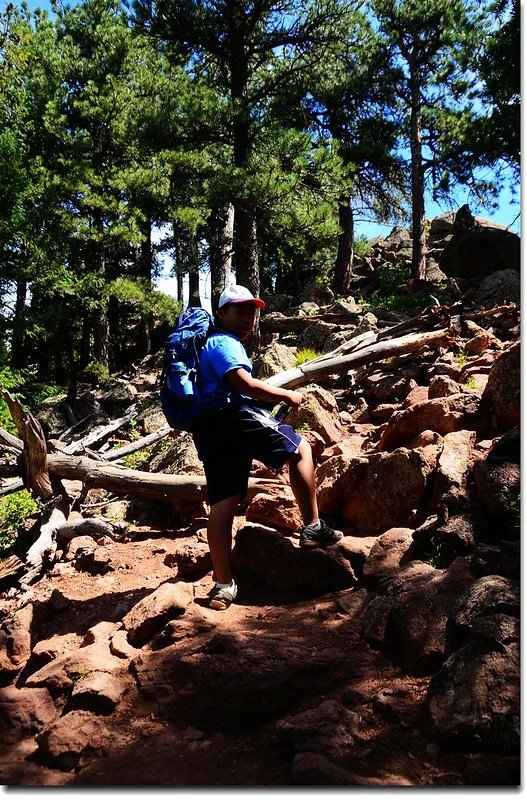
[46,452,281,502]
[332,196,354,294]
[3,391,53,500]
[409,65,427,282]
[209,203,234,310]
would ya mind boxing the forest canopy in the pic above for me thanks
[0,0,520,391]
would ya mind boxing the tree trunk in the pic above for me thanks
[332,196,354,294]
[92,305,110,367]
[138,216,153,284]
[209,203,234,310]
[409,70,427,282]
[188,230,201,307]
[233,206,259,295]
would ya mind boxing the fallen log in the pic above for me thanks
[52,516,129,544]
[103,424,172,462]
[46,452,283,502]
[260,312,355,334]
[63,404,137,454]
[265,328,452,389]
[0,428,23,452]
[23,489,70,583]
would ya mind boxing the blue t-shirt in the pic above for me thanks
[199,331,252,409]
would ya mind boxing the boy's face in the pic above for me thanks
[217,301,257,340]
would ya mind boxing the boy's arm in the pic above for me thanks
[226,368,303,408]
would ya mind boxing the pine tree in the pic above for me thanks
[371,0,492,281]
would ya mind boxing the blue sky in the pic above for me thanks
[14,0,522,242]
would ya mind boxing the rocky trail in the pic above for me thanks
[0,211,521,787]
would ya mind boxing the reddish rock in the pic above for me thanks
[388,557,477,675]
[428,375,464,399]
[4,604,33,670]
[123,581,193,646]
[246,490,303,532]
[402,385,429,408]
[286,385,341,445]
[25,643,122,697]
[480,342,520,432]
[275,699,359,755]
[316,450,428,535]
[407,430,443,472]
[376,393,482,452]
[69,671,128,714]
[362,528,416,586]
[232,524,356,592]
[430,429,476,507]
[64,536,97,561]
[0,686,58,745]
[36,710,112,770]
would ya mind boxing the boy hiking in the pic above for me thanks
[193,284,343,610]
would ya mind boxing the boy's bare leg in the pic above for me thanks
[288,437,319,525]
[207,494,240,584]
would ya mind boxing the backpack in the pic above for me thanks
[159,306,214,432]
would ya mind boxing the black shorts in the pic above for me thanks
[193,404,303,505]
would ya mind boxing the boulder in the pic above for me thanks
[293,282,334,307]
[428,636,519,754]
[430,429,476,507]
[0,686,58,745]
[130,630,347,732]
[148,431,204,476]
[387,557,477,675]
[449,575,520,639]
[24,643,123,698]
[253,342,297,379]
[297,320,336,352]
[275,700,359,756]
[3,603,34,671]
[439,214,520,279]
[474,268,521,308]
[316,449,429,534]
[123,581,194,647]
[69,670,128,714]
[428,375,464,399]
[286,385,341,445]
[232,523,357,592]
[480,343,520,432]
[36,710,112,770]
[376,393,482,452]
[412,494,478,566]
[362,528,416,587]
[246,490,303,532]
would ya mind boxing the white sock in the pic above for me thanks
[310,520,322,530]
[215,580,236,589]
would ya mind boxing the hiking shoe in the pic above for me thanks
[208,581,238,610]
[300,519,343,549]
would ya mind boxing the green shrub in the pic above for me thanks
[369,262,450,311]
[295,348,322,365]
[375,262,411,295]
[81,362,110,384]
[0,490,39,555]
[354,234,372,258]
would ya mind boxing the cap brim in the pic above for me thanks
[231,298,265,309]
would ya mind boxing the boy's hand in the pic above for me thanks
[286,390,303,408]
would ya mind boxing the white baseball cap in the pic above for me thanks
[218,284,265,309]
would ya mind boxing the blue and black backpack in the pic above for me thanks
[159,306,214,432]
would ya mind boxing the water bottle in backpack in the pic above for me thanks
[159,307,214,432]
